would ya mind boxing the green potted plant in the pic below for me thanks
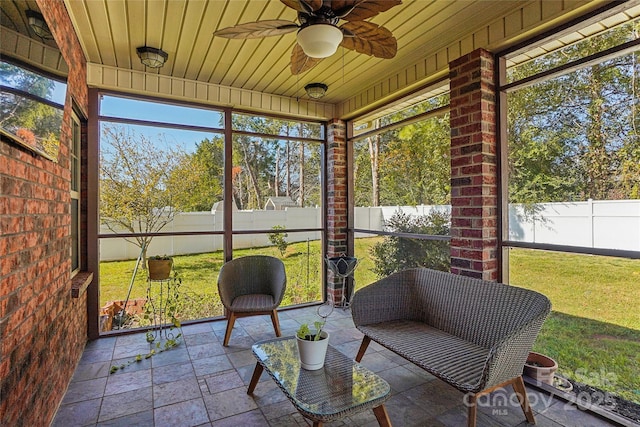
[148,255,172,280]
[296,319,329,370]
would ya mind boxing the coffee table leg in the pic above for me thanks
[247,363,264,395]
[373,404,392,427]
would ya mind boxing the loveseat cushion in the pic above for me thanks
[358,320,489,393]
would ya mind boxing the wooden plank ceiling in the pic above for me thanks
[60,0,527,105]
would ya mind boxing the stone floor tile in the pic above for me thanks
[377,364,430,393]
[203,370,245,394]
[213,408,269,426]
[187,342,226,360]
[191,354,233,376]
[84,336,117,351]
[540,401,618,427]
[104,368,151,396]
[150,346,190,368]
[356,351,400,373]
[153,377,202,408]
[98,386,153,422]
[247,377,289,407]
[401,380,462,418]
[71,360,111,382]
[226,348,256,368]
[184,328,219,346]
[435,405,502,427]
[79,348,114,365]
[184,331,218,346]
[96,410,154,427]
[153,360,196,385]
[154,397,210,427]
[51,397,101,427]
[257,399,299,421]
[110,355,152,374]
[181,323,215,336]
[112,343,151,360]
[203,386,259,420]
[61,377,107,404]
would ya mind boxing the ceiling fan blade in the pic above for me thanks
[214,20,298,39]
[290,44,323,75]
[339,0,402,21]
[327,0,359,18]
[340,21,397,58]
[281,0,323,13]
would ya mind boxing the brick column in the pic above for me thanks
[326,119,348,305]
[449,49,498,281]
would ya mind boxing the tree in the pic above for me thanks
[507,22,640,203]
[380,115,450,205]
[0,61,62,158]
[353,95,450,207]
[168,137,224,211]
[100,125,193,265]
[370,210,450,277]
[229,114,323,210]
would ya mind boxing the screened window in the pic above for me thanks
[0,60,67,160]
[71,111,81,273]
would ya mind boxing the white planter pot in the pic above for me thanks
[296,331,329,370]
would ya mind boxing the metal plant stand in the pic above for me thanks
[325,256,359,309]
[145,277,178,342]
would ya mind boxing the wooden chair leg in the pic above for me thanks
[373,404,392,427]
[223,311,236,347]
[467,393,477,427]
[512,375,536,424]
[355,336,371,362]
[270,309,282,337]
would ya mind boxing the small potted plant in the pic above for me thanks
[147,255,173,280]
[523,351,558,385]
[296,319,329,370]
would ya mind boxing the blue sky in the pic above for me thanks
[99,95,223,153]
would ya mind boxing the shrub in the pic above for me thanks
[268,225,289,257]
[370,209,450,277]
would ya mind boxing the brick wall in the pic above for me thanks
[326,119,349,305]
[0,1,89,426]
[448,48,499,281]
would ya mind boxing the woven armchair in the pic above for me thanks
[217,255,287,346]
[351,268,551,427]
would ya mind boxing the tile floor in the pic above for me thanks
[53,306,618,427]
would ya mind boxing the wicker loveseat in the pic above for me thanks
[351,268,551,427]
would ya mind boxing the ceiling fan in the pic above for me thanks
[213,0,402,75]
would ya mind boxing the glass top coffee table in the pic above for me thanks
[247,336,392,427]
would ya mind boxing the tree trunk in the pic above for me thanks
[286,142,291,197]
[274,148,280,197]
[299,143,305,206]
[368,133,380,206]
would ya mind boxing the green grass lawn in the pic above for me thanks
[100,239,639,403]
[509,248,640,404]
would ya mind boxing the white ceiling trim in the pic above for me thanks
[86,63,335,120]
[0,27,68,77]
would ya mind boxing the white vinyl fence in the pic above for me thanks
[99,200,640,261]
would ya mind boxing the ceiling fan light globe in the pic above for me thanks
[305,83,328,99]
[136,46,169,68]
[297,24,343,58]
